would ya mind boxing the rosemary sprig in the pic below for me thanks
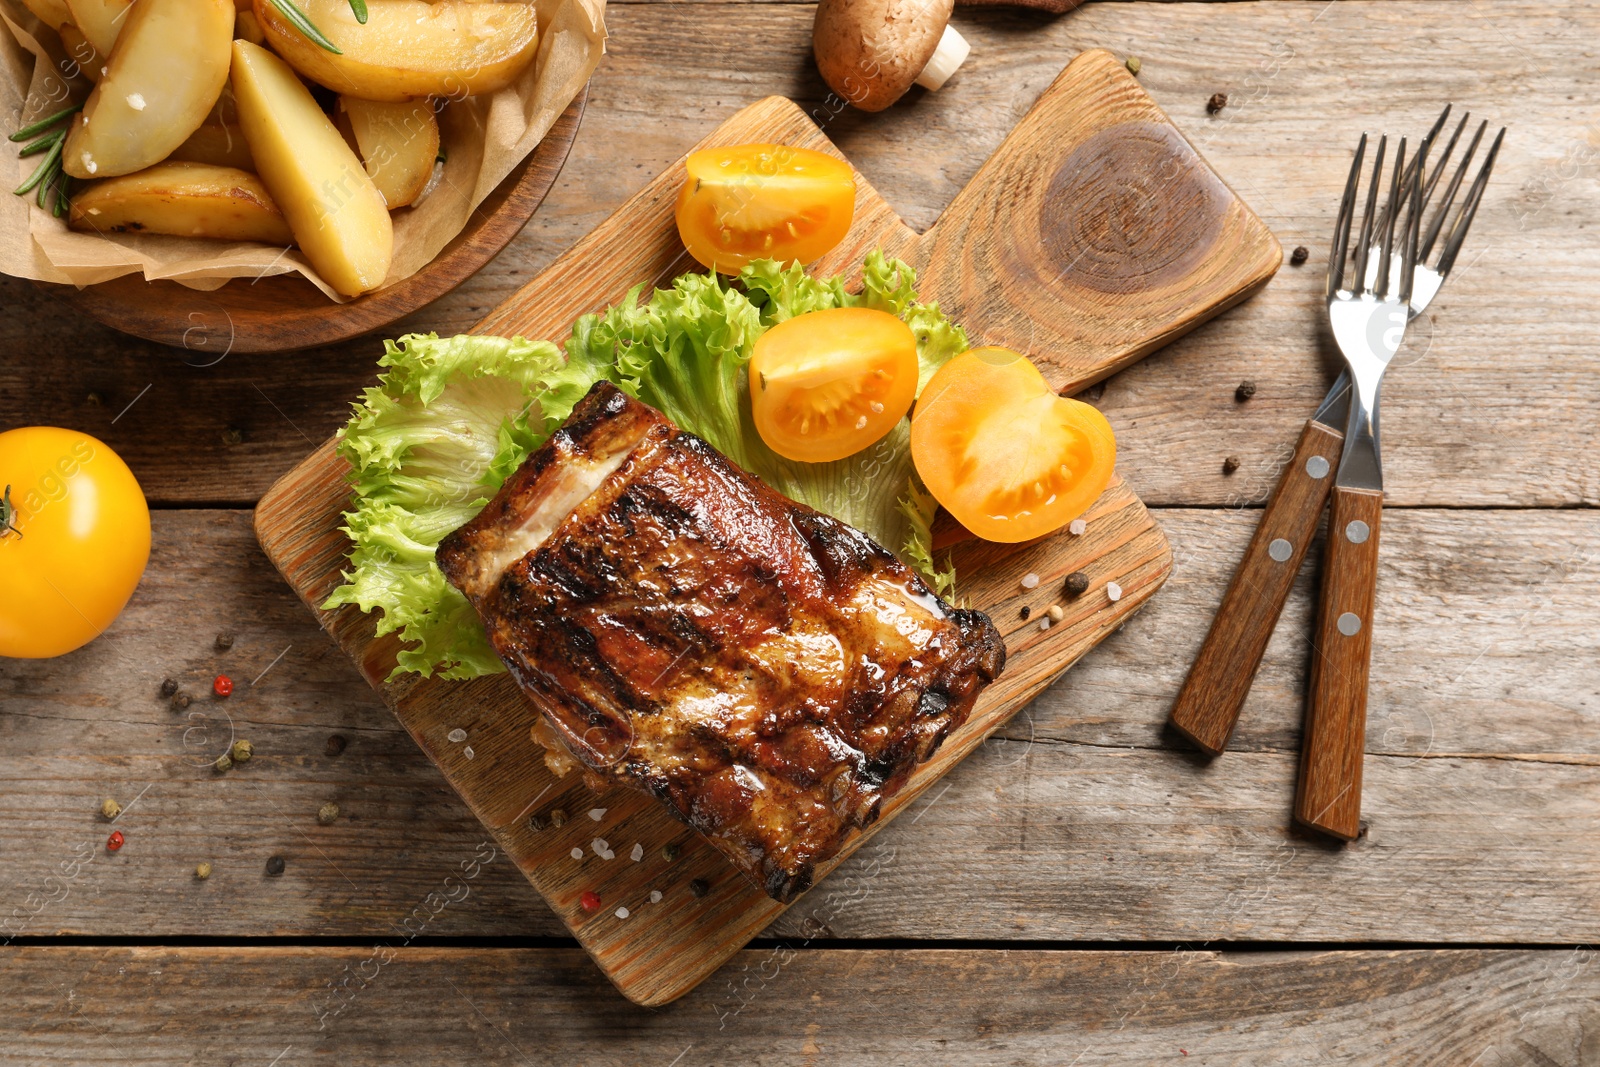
[267,0,343,54]
[10,104,81,142]
[267,0,372,52]
[9,104,79,217]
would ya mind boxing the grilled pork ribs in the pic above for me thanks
[438,382,1005,901]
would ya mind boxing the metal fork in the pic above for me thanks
[1292,131,1428,839]
[1169,108,1504,767]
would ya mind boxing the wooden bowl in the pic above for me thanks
[45,85,588,355]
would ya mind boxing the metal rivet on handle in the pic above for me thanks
[1306,455,1331,479]
[1337,612,1363,637]
[1345,520,1370,544]
[1268,538,1293,562]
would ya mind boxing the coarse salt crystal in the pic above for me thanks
[600,850,615,860]
[615,906,630,919]
[1038,617,1051,631]
[1107,581,1123,602]
[649,890,663,904]
[463,746,474,760]
[588,807,606,821]
[570,847,583,861]
[1020,573,1040,590]
[1069,519,1087,536]
[630,843,644,862]
[126,93,145,111]
[446,728,467,743]
[592,838,609,856]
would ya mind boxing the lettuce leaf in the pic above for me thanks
[323,333,606,680]
[330,253,965,680]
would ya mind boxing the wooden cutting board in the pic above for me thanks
[254,49,1278,1006]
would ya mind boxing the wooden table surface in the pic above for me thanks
[3,2,1598,1063]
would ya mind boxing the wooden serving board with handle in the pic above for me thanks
[254,49,1278,1006]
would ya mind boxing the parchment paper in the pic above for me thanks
[0,0,605,300]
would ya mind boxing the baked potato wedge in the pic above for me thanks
[339,96,439,209]
[234,8,265,45]
[57,23,104,83]
[68,161,293,243]
[63,0,133,56]
[20,0,72,30]
[169,122,255,171]
[62,0,235,179]
[253,0,538,102]
[231,40,392,296]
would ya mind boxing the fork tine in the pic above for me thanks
[1374,137,1406,298]
[1370,106,1451,239]
[1399,134,1430,305]
[1352,135,1387,293]
[1421,119,1487,262]
[1327,132,1367,297]
[1421,109,1470,211]
[1434,125,1505,278]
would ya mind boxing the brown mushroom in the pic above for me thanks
[812,0,971,113]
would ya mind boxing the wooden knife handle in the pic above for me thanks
[1295,485,1385,840]
[1169,419,1344,756]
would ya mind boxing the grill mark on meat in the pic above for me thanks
[438,382,1005,902]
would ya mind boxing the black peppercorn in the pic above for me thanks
[1207,92,1228,114]
[1235,380,1257,402]
[215,632,234,651]
[171,692,192,711]
[1290,245,1309,266]
[689,878,710,898]
[1064,571,1090,598]
[265,855,286,876]
[325,734,347,758]
[160,678,178,698]
[662,842,681,862]
[1222,456,1241,475]
[1019,605,1031,621]
[528,814,546,833]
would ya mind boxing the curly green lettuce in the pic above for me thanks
[323,334,609,679]
[329,253,965,680]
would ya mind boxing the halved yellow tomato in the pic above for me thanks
[911,347,1116,543]
[750,307,918,463]
[675,143,856,273]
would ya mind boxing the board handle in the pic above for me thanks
[1169,419,1343,756]
[1295,485,1384,841]
[916,49,1281,396]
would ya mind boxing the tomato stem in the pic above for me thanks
[0,485,20,540]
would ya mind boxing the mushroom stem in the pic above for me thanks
[914,23,970,92]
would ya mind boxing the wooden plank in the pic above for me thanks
[3,507,1596,945]
[1,1,1594,509]
[2,946,1597,1064]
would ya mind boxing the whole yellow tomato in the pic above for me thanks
[0,427,150,658]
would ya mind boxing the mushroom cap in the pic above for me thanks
[812,0,955,113]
